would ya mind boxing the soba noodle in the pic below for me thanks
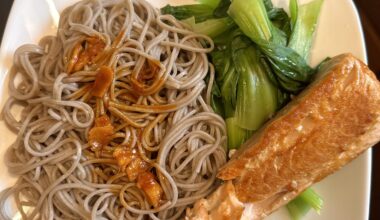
[0,0,227,219]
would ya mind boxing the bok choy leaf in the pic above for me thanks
[226,117,252,149]
[227,0,272,41]
[227,0,320,93]
[196,0,221,8]
[232,37,278,130]
[182,17,235,38]
[288,0,324,60]
[212,0,231,18]
[212,34,280,148]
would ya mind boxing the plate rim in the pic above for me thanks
[0,0,372,219]
[346,1,372,219]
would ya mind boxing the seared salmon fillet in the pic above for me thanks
[187,54,380,219]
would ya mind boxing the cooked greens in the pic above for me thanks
[211,34,280,148]
[289,0,324,59]
[287,188,324,220]
[196,0,221,8]
[228,0,321,92]
[182,17,235,38]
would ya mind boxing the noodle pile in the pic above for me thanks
[0,0,227,219]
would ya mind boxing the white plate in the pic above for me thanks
[0,0,370,219]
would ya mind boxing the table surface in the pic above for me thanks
[0,0,379,219]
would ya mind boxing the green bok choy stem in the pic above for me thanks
[287,188,324,220]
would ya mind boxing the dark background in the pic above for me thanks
[0,0,379,219]
[347,2,380,220]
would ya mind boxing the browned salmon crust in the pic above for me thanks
[218,53,380,205]
[187,54,380,220]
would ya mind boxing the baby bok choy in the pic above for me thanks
[211,33,280,148]
[228,0,323,93]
